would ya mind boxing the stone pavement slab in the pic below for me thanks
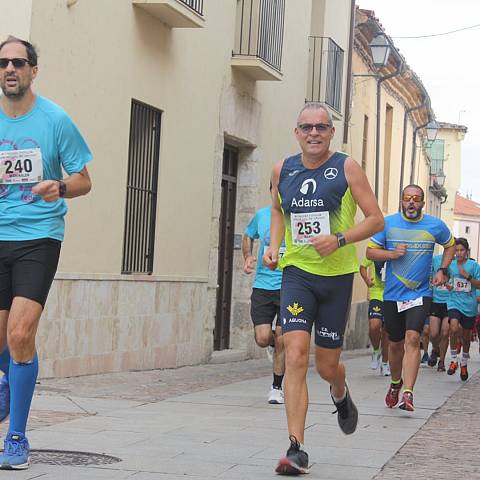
[374,367,480,480]
[0,346,478,478]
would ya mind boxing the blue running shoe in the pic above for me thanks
[0,376,10,423]
[0,432,30,470]
[420,352,429,367]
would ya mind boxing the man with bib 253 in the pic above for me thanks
[264,102,383,475]
[0,36,92,469]
[367,185,455,412]
[446,237,480,381]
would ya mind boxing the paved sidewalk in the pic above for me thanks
[0,346,478,479]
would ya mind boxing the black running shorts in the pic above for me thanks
[448,309,475,330]
[383,297,432,342]
[0,239,61,310]
[430,302,448,319]
[250,288,281,327]
[368,299,384,322]
[280,266,353,349]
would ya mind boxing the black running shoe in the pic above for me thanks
[428,350,439,367]
[275,435,309,475]
[331,385,358,435]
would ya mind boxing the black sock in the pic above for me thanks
[273,373,284,389]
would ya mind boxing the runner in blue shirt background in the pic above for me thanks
[428,254,452,372]
[243,203,285,404]
[446,238,480,381]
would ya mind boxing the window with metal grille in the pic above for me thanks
[122,100,162,274]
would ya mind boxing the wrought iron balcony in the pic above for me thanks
[306,37,344,112]
[179,0,203,16]
[232,0,285,81]
[132,0,204,28]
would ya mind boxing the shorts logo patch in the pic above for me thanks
[285,317,307,325]
[316,327,340,341]
[287,302,304,316]
[372,306,381,312]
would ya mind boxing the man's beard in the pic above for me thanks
[2,84,28,99]
[402,204,421,220]
[1,76,29,99]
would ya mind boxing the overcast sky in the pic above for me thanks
[359,0,480,202]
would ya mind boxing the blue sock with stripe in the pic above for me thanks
[8,354,38,434]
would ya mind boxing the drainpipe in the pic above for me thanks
[374,64,403,198]
[399,100,426,209]
[410,121,430,185]
[342,0,356,146]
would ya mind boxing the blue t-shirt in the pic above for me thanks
[447,258,480,317]
[369,213,453,301]
[431,254,451,304]
[0,95,92,241]
[244,206,283,290]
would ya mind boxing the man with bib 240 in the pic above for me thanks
[264,102,383,475]
[0,36,92,469]
[367,185,455,412]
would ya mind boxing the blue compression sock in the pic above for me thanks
[0,347,11,381]
[8,353,38,434]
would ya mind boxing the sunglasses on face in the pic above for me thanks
[297,123,332,134]
[402,194,423,202]
[0,58,32,69]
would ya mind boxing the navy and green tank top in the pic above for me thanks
[278,152,358,276]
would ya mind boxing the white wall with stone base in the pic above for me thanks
[37,276,210,378]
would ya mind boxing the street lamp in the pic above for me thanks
[354,31,402,198]
[368,33,391,68]
[434,170,446,188]
[425,121,438,142]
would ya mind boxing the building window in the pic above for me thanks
[122,100,162,274]
[361,115,369,171]
[465,226,470,234]
[427,139,445,175]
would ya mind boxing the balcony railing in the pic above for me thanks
[179,0,203,16]
[307,37,344,112]
[233,0,285,74]
[132,0,204,28]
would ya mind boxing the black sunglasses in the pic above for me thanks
[297,123,332,134]
[0,58,33,69]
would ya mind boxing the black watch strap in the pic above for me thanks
[437,267,449,276]
[57,180,67,198]
[335,232,346,248]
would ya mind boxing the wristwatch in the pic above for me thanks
[467,274,473,281]
[57,180,67,198]
[335,232,346,248]
[437,267,449,276]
